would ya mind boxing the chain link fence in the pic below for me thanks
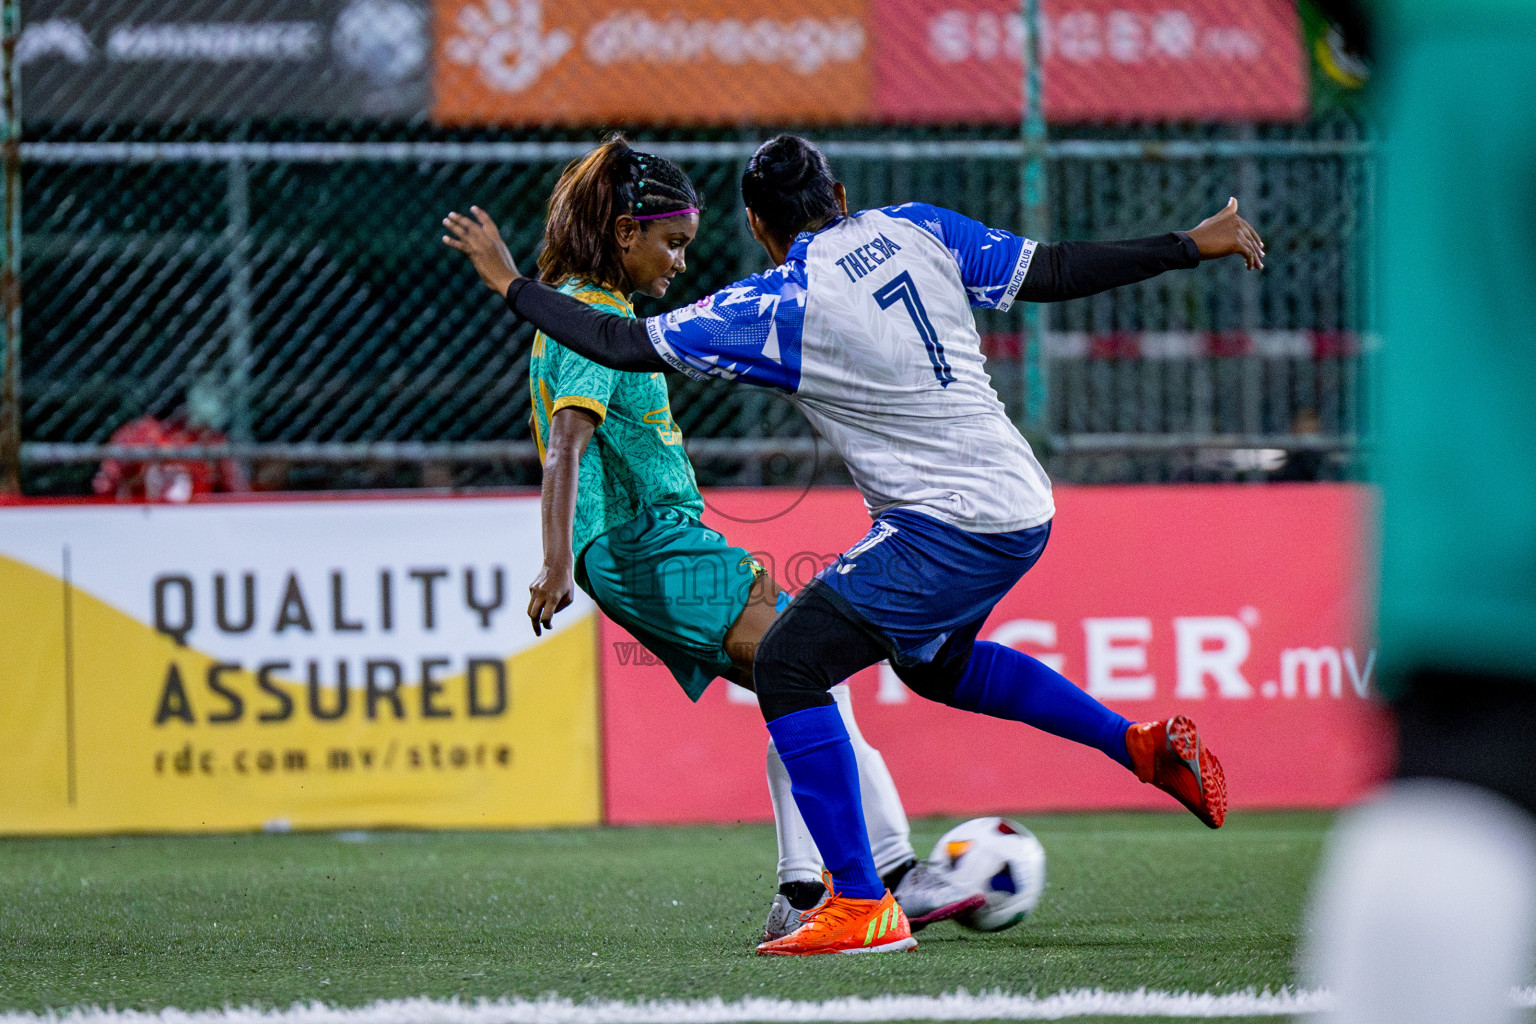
[7,0,1372,495]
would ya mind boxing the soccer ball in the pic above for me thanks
[929,817,1047,931]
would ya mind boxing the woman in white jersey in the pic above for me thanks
[444,135,1266,957]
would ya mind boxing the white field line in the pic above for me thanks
[3,988,1533,1024]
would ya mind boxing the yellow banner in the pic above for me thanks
[0,498,600,834]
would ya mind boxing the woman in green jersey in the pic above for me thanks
[522,138,772,690]
[501,136,983,937]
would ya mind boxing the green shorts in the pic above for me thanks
[577,505,760,701]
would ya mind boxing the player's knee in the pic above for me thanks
[894,634,987,706]
[752,619,826,721]
[753,585,889,721]
[895,657,967,705]
[723,573,779,673]
[723,637,758,672]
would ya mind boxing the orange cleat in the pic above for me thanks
[1126,714,1227,828]
[755,872,916,956]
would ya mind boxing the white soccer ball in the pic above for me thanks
[928,816,1047,931]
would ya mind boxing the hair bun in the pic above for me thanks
[757,137,816,188]
[741,134,839,242]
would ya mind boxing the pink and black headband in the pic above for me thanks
[633,207,699,222]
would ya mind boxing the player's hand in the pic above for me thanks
[1185,198,1265,271]
[527,561,574,637]
[442,206,522,296]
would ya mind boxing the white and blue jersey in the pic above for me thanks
[644,203,1055,535]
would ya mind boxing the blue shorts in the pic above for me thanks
[813,507,1051,667]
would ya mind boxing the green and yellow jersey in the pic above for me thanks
[529,278,705,561]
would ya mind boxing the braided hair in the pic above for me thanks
[740,135,841,245]
[537,134,702,291]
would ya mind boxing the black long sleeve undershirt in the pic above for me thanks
[506,277,663,371]
[1017,232,1200,302]
[503,231,1202,372]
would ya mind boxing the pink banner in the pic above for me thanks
[871,0,1307,123]
[601,485,1389,825]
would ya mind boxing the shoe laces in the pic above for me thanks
[799,894,867,933]
[798,870,873,932]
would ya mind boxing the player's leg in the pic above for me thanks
[727,575,896,906]
[584,522,826,941]
[828,508,1224,827]
[755,504,1224,954]
[826,510,1137,768]
[764,682,917,887]
[753,587,915,954]
[1302,780,1536,1024]
[721,571,779,675]
[742,583,965,936]
[587,511,945,945]
[762,683,981,940]
[832,685,914,878]
[754,511,1076,953]
[898,636,1225,828]
[1300,673,1536,1024]
[901,633,1134,768]
[765,739,824,878]
[725,577,919,878]
[833,683,986,927]
[763,736,851,942]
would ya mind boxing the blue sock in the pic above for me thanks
[765,705,885,900]
[949,641,1134,769]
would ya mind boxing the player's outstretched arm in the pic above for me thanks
[1016,197,1265,304]
[441,206,664,373]
[528,407,598,636]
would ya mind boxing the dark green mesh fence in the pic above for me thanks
[18,121,1371,491]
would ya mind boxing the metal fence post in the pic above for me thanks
[0,0,20,493]
[225,153,254,446]
[1237,125,1263,457]
[1020,0,1049,434]
[1359,130,1378,476]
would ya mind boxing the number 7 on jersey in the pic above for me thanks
[873,271,955,387]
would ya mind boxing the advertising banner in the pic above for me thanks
[20,0,430,121]
[603,484,1388,825]
[23,0,1304,126]
[0,496,600,835]
[872,0,1307,123]
[431,0,870,127]
[428,0,1303,127]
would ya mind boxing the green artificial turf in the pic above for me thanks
[0,811,1328,1015]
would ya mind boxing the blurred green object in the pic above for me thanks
[1376,0,1536,692]
[1299,0,1370,117]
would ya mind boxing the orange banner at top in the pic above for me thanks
[432,0,871,126]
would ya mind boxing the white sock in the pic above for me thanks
[766,684,917,886]
[1300,779,1536,1024]
[766,735,822,886]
